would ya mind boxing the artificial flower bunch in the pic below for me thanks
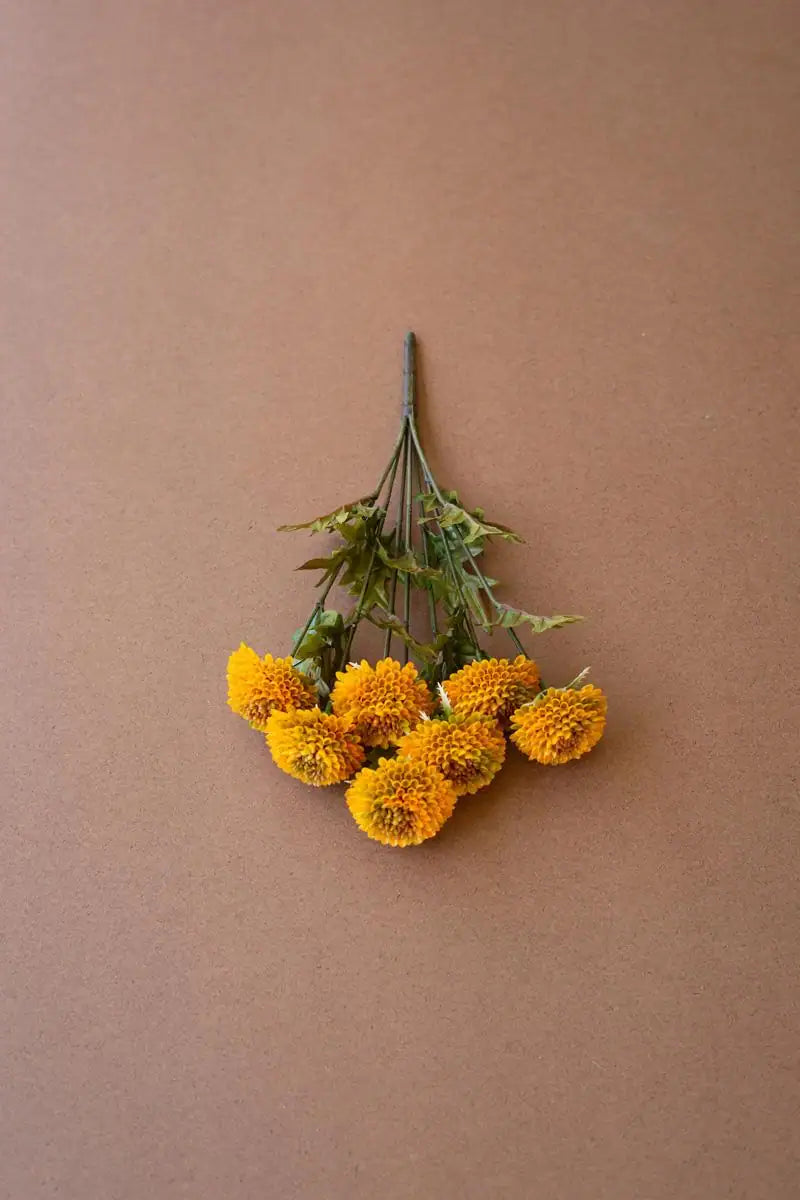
[227,334,607,847]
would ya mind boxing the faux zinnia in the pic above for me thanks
[510,684,607,765]
[444,655,541,726]
[330,657,434,747]
[396,713,506,795]
[227,644,316,731]
[227,335,606,846]
[345,757,457,846]
[266,708,365,786]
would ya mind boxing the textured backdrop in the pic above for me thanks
[2,2,798,1197]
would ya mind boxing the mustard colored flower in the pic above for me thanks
[227,644,316,731]
[345,757,456,847]
[266,708,365,786]
[510,684,607,765]
[396,713,506,795]
[444,655,541,726]
[330,657,434,747]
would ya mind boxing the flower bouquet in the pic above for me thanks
[228,334,606,846]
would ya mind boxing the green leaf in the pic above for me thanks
[417,608,489,683]
[360,576,390,613]
[339,513,379,542]
[316,609,344,633]
[375,544,444,580]
[296,544,356,586]
[291,608,346,659]
[436,502,524,545]
[340,545,375,591]
[493,605,584,634]
[295,555,343,571]
[291,607,347,699]
[417,488,458,512]
[292,656,320,679]
[367,611,443,663]
[463,583,492,630]
[292,629,326,657]
[278,497,377,534]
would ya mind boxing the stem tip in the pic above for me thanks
[402,333,416,418]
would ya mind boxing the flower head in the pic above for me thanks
[227,644,316,731]
[396,713,506,795]
[330,657,434,747]
[266,708,365,786]
[346,757,456,846]
[510,684,607,764]
[444,656,541,726]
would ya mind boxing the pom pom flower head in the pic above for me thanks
[331,658,433,747]
[445,656,541,726]
[266,708,365,786]
[227,644,316,731]
[396,712,506,796]
[345,757,457,846]
[511,682,607,765]
[226,333,607,846]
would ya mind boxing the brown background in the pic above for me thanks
[2,2,798,1197]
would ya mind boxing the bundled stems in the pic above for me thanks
[341,433,403,664]
[416,455,438,640]
[405,369,528,658]
[289,330,573,692]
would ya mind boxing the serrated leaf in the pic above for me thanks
[293,630,326,657]
[278,497,377,533]
[460,575,491,627]
[316,609,344,633]
[296,556,342,571]
[436,502,524,545]
[367,611,443,663]
[418,488,459,510]
[339,513,380,542]
[375,544,444,580]
[295,545,353,587]
[292,608,346,660]
[340,545,374,590]
[360,577,390,613]
[493,606,584,634]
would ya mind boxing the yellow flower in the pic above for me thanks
[444,656,541,726]
[266,708,365,786]
[510,684,607,764]
[396,714,506,795]
[330,658,434,747]
[227,644,316,731]
[345,757,456,846]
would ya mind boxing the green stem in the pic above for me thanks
[370,419,407,503]
[454,540,527,656]
[407,408,528,657]
[383,421,410,657]
[406,431,480,646]
[384,336,420,658]
[290,571,340,658]
[415,456,438,640]
[503,626,527,656]
[400,429,415,666]
[342,438,403,664]
[564,666,591,690]
[428,513,480,647]
[293,419,405,661]
[402,345,483,652]
[294,411,406,664]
